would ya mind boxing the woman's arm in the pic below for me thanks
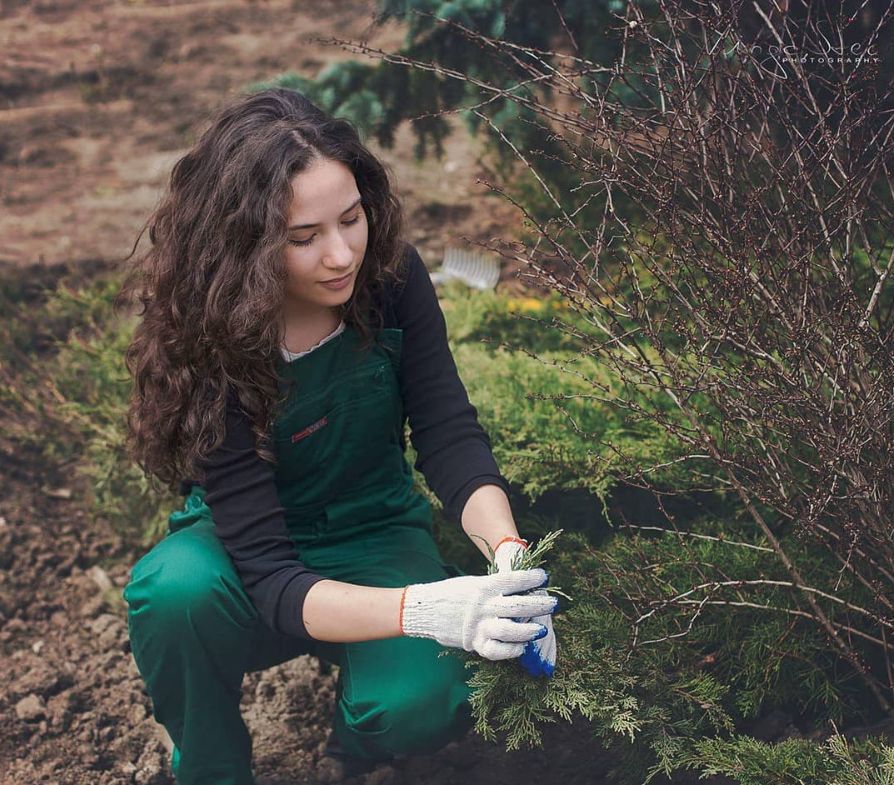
[390,244,514,527]
[302,580,404,642]
[302,482,528,640]
[389,244,522,558]
[460,483,522,560]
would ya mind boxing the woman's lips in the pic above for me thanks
[319,269,354,289]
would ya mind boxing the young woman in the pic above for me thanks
[118,87,558,785]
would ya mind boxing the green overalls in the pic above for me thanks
[123,325,475,785]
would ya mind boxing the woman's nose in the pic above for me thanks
[321,229,355,267]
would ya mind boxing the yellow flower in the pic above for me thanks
[506,294,573,313]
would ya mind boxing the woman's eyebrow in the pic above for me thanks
[288,197,363,230]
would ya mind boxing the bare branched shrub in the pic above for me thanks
[330,0,894,716]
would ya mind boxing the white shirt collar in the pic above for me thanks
[280,320,346,362]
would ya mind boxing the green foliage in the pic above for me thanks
[419,283,894,783]
[436,282,713,512]
[672,731,894,785]
[246,0,662,172]
[0,262,115,377]
[438,523,893,783]
[48,281,174,543]
[443,527,745,771]
[1,269,175,545]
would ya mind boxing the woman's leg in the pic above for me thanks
[311,543,475,763]
[123,514,316,785]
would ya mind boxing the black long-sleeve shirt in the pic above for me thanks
[179,242,511,640]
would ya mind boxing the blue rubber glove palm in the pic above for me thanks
[492,537,558,678]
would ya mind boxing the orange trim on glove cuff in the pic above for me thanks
[399,586,408,634]
[496,535,529,550]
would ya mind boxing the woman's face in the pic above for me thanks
[282,156,369,321]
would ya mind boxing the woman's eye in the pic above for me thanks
[288,215,361,247]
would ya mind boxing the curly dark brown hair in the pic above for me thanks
[115,87,408,496]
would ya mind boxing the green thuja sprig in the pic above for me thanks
[472,528,572,605]
[474,527,552,570]
[437,529,575,750]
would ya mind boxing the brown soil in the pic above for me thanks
[0,0,533,292]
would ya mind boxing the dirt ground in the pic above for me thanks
[0,0,532,285]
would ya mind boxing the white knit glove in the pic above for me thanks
[493,536,558,678]
[399,567,557,661]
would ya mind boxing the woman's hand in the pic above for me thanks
[399,568,557,661]
[492,536,558,678]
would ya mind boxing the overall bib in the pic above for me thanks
[123,326,475,785]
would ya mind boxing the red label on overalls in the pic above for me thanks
[291,415,328,443]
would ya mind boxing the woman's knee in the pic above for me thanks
[352,667,473,756]
[123,524,256,638]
